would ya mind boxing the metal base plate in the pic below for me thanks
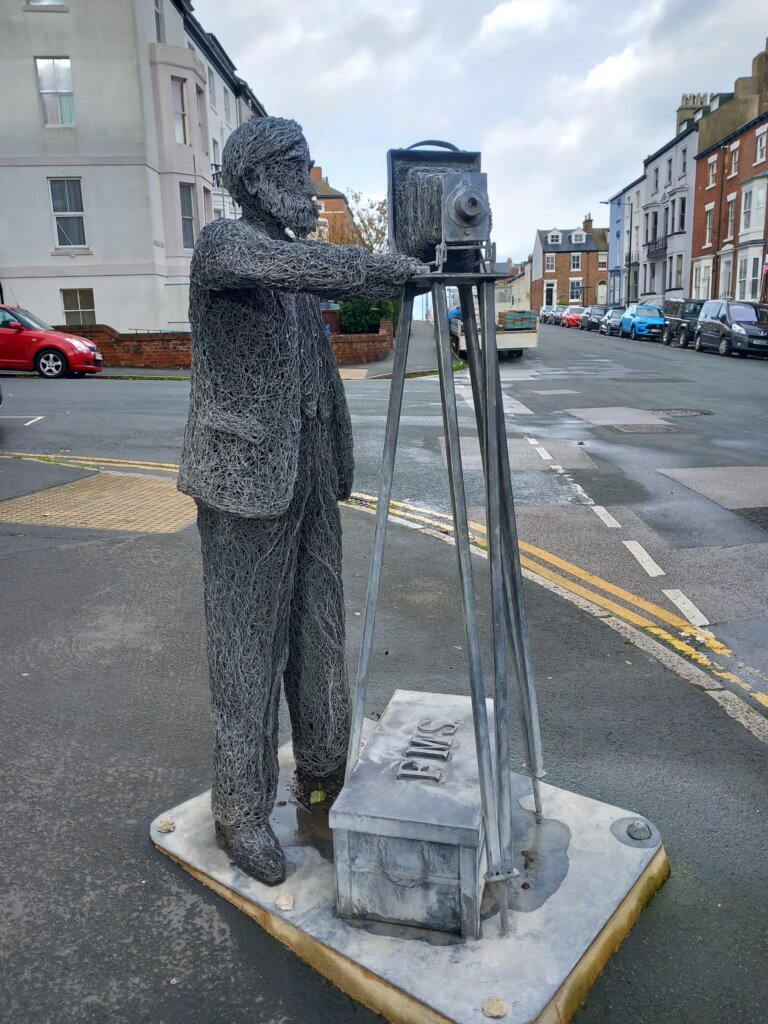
[152,732,668,1024]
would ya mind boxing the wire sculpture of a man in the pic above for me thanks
[178,117,424,885]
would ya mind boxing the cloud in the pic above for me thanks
[478,0,564,37]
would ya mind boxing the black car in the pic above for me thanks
[579,305,608,331]
[599,308,624,336]
[693,300,768,356]
[550,304,567,325]
[663,298,704,347]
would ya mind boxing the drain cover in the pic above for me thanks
[608,424,684,434]
[650,409,712,417]
[732,507,768,530]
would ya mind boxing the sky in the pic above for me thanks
[191,0,765,261]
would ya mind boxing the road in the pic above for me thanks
[2,321,767,707]
[0,323,767,1023]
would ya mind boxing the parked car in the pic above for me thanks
[619,304,665,341]
[693,299,768,357]
[539,305,554,323]
[662,298,704,347]
[561,306,586,328]
[599,308,625,336]
[550,305,568,325]
[0,306,102,377]
[579,305,608,331]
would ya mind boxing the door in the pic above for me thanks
[0,310,33,367]
[700,302,722,348]
[596,281,607,305]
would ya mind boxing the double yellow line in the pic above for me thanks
[347,492,759,700]
[2,450,760,705]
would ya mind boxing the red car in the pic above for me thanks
[0,305,102,378]
[561,305,586,328]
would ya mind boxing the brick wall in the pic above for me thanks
[55,324,192,369]
[56,317,394,369]
[330,319,393,365]
[532,250,608,309]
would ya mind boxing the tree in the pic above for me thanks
[326,190,388,253]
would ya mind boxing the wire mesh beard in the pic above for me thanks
[252,178,319,238]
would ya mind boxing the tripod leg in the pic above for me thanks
[433,283,508,936]
[346,286,415,779]
[460,285,544,818]
[479,280,516,899]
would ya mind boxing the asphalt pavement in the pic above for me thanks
[1,322,767,1023]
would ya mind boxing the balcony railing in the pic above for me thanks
[211,163,222,187]
[624,249,640,267]
[645,235,667,258]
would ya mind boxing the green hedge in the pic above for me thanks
[339,299,400,334]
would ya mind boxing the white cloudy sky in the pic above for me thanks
[192,0,765,261]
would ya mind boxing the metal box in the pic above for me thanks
[330,690,493,938]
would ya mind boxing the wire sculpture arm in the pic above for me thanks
[192,219,422,299]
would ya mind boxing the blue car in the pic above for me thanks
[619,304,665,341]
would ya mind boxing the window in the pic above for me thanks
[662,206,669,238]
[644,212,649,243]
[742,189,752,230]
[196,87,206,150]
[750,256,760,299]
[571,253,581,271]
[704,208,713,246]
[693,265,701,298]
[545,254,555,272]
[720,258,732,299]
[725,198,736,240]
[757,127,767,164]
[755,184,766,231]
[172,78,188,145]
[649,263,656,291]
[212,137,220,169]
[572,231,584,243]
[213,208,223,220]
[653,168,659,192]
[729,143,739,177]
[670,199,676,230]
[598,252,608,269]
[737,257,747,299]
[678,196,686,231]
[207,67,216,109]
[666,158,672,184]
[707,155,717,187]
[179,183,196,248]
[651,210,658,240]
[223,89,231,124]
[154,0,165,43]
[681,148,687,176]
[50,178,85,246]
[569,280,581,301]
[676,254,683,289]
[548,232,561,244]
[61,288,95,326]
[36,57,74,126]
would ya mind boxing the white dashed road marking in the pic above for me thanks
[622,540,666,577]
[591,505,621,528]
[535,445,553,461]
[662,589,710,627]
[525,436,539,445]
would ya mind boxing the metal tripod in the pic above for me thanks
[345,273,545,936]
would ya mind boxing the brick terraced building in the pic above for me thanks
[531,215,609,311]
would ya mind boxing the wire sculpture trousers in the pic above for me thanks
[196,413,351,833]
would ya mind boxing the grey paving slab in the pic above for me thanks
[659,466,768,510]
[565,407,671,426]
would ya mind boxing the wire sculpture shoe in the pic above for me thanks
[215,820,287,886]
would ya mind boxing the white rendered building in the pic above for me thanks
[0,0,265,331]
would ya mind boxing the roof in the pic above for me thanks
[537,227,607,253]
[313,177,348,201]
[607,175,646,202]
[643,123,697,167]
[591,227,608,250]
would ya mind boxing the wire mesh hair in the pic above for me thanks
[221,117,307,209]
